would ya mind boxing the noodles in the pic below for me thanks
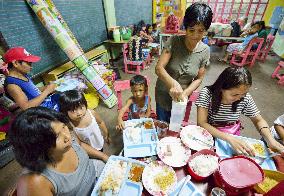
[252,143,265,156]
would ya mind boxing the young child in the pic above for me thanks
[151,23,160,43]
[116,75,151,130]
[9,107,107,195]
[270,114,284,145]
[137,20,153,43]
[58,90,110,157]
[2,47,58,110]
[196,67,284,156]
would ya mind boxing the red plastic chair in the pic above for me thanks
[257,34,275,62]
[272,61,284,86]
[113,78,156,121]
[122,43,145,75]
[230,37,264,67]
[182,91,200,127]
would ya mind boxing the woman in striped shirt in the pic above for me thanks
[196,67,284,156]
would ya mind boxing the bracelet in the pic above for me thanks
[259,126,269,133]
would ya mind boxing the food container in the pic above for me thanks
[214,156,264,195]
[123,118,158,158]
[187,149,220,181]
[92,156,146,196]
[254,169,284,194]
[154,120,168,138]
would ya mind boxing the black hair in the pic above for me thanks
[183,3,213,30]
[134,20,146,36]
[8,107,71,172]
[152,23,157,29]
[58,90,88,116]
[207,67,252,114]
[252,21,266,31]
[130,75,148,89]
[146,24,152,34]
[207,31,215,38]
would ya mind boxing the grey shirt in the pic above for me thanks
[155,35,210,111]
[41,139,97,196]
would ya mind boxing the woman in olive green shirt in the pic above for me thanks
[155,3,213,123]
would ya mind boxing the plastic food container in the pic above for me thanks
[187,149,220,181]
[254,169,284,194]
[154,120,168,139]
[214,156,264,195]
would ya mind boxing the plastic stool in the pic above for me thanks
[272,61,284,85]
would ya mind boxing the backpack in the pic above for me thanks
[230,21,241,37]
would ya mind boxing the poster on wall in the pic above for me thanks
[272,17,284,58]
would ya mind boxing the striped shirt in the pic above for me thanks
[195,87,260,125]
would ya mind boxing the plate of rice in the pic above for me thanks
[142,161,177,195]
[180,125,214,151]
[157,136,191,167]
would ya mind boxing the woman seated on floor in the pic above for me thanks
[9,107,107,195]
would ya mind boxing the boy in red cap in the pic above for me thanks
[3,47,57,110]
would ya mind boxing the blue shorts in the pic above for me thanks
[156,103,171,123]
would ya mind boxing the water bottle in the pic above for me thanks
[169,98,187,132]
[113,29,121,42]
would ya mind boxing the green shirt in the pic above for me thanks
[258,29,267,46]
[155,35,210,111]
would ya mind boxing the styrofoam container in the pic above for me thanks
[123,118,158,158]
[215,137,276,170]
[91,156,146,196]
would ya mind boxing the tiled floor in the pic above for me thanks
[1,46,284,194]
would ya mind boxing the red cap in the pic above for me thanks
[3,47,41,63]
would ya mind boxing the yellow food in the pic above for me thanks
[154,170,175,191]
[253,143,265,156]
[258,177,278,192]
[128,164,144,182]
[99,176,119,193]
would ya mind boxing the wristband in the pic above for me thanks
[259,126,269,133]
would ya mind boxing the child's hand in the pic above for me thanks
[102,154,109,163]
[104,134,111,144]
[44,83,57,94]
[116,120,125,131]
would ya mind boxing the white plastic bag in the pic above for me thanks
[169,98,188,132]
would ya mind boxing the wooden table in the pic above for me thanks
[213,36,244,42]
[103,39,129,65]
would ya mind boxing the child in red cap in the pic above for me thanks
[2,47,57,110]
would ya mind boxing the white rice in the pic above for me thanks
[188,154,219,177]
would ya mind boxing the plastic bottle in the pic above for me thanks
[113,29,121,42]
[169,98,188,132]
